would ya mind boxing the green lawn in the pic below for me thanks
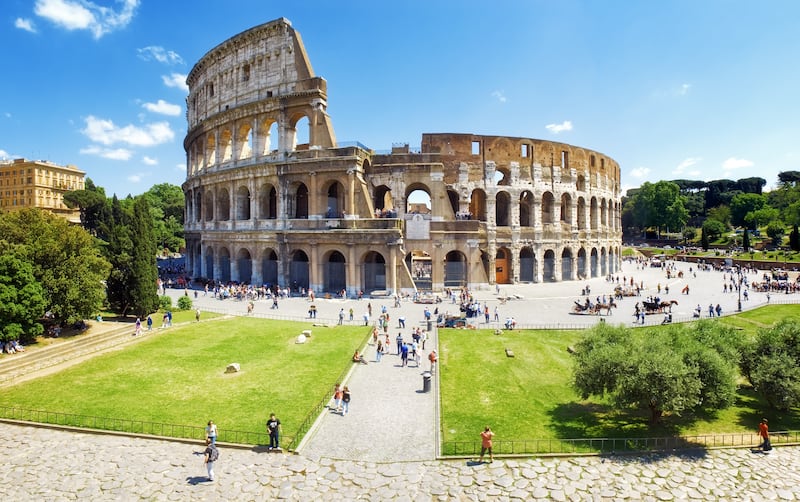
[439,306,800,452]
[0,317,368,446]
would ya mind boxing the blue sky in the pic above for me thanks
[2,0,800,198]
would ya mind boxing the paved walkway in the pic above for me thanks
[2,422,798,500]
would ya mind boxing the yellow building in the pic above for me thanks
[0,158,85,223]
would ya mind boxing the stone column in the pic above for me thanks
[309,242,320,292]
[347,243,358,295]
[231,247,240,282]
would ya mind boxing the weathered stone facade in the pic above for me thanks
[182,18,622,295]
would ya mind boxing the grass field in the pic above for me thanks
[439,305,800,449]
[0,317,368,446]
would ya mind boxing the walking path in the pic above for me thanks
[2,422,798,500]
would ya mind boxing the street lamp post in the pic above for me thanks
[737,266,743,312]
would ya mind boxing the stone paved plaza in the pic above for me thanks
[2,258,799,500]
[2,423,798,500]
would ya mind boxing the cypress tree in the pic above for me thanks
[129,196,160,318]
[105,196,134,315]
[701,227,709,250]
[742,228,750,251]
[790,225,800,251]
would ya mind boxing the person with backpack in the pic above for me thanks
[266,413,282,450]
[203,438,219,482]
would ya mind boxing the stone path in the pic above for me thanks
[2,422,799,500]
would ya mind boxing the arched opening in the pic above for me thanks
[561,248,573,281]
[291,183,308,219]
[496,191,511,226]
[236,123,253,160]
[495,247,511,284]
[325,181,345,218]
[469,189,487,221]
[590,197,598,230]
[406,250,432,291]
[363,252,386,292]
[324,251,347,293]
[577,174,586,192]
[259,119,279,155]
[446,189,459,219]
[577,197,586,230]
[217,188,230,221]
[236,248,252,284]
[600,247,608,277]
[590,248,599,278]
[205,247,215,279]
[206,133,216,166]
[519,247,536,282]
[290,250,309,291]
[541,192,555,224]
[204,192,214,221]
[220,128,233,163]
[519,191,534,227]
[495,168,509,186]
[261,249,278,286]
[374,185,394,215]
[601,199,608,227]
[235,186,250,220]
[218,247,231,283]
[406,187,431,214]
[292,116,310,151]
[560,193,572,225]
[542,249,556,283]
[194,191,203,222]
[577,247,587,279]
[193,242,202,277]
[444,250,467,288]
[259,183,277,219]
[608,248,616,274]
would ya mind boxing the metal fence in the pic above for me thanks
[0,405,270,445]
[442,430,800,456]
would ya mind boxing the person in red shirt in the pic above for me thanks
[480,425,494,463]
[758,418,771,451]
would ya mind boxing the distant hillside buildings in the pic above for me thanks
[0,158,85,223]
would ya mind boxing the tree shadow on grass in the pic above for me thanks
[548,402,709,461]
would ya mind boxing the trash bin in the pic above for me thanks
[427,320,433,331]
[422,371,432,393]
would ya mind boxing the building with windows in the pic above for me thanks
[0,158,85,223]
[182,18,622,295]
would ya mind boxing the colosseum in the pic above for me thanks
[182,18,622,296]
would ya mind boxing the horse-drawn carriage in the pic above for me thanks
[571,299,617,316]
[638,299,678,314]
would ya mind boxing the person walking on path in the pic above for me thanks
[400,342,409,367]
[203,438,219,482]
[266,413,281,450]
[341,386,351,416]
[376,340,383,362]
[205,420,217,445]
[479,426,494,463]
[758,418,771,451]
[338,309,345,325]
[428,350,437,374]
[195,309,201,322]
[331,384,343,411]
[146,315,153,331]
[134,317,142,336]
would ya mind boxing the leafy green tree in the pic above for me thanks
[682,227,696,244]
[736,177,766,195]
[143,183,185,252]
[701,226,709,250]
[0,209,110,324]
[744,207,779,230]
[743,228,751,251]
[573,323,740,425]
[626,181,688,236]
[105,196,135,315]
[63,178,109,237]
[766,221,785,246]
[0,243,46,344]
[790,225,800,251]
[177,296,193,310]
[702,218,727,241]
[741,319,800,410]
[730,193,767,229]
[706,205,731,226]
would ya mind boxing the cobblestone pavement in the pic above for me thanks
[2,423,799,500]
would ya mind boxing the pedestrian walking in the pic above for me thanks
[341,386,351,415]
[205,420,217,445]
[349,307,354,321]
[203,438,219,482]
[195,309,201,322]
[331,383,342,411]
[376,340,383,362]
[338,308,344,325]
[479,426,494,463]
[396,333,403,355]
[134,317,142,336]
[428,350,437,374]
[757,418,771,451]
[146,314,153,331]
[266,413,281,450]
[400,342,409,367]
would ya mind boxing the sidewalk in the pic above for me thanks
[298,318,439,462]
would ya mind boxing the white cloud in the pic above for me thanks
[491,90,507,103]
[15,18,37,33]
[678,83,691,96]
[0,149,10,159]
[137,46,184,65]
[162,72,189,93]
[80,145,133,160]
[142,156,157,165]
[82,115,175,147]
[175,163,185,171]
[34,0,139,39]
[673,157,701,175]
[127,173,142,183]
[545,120,573,134]
[722,157,754,170]
[630,167,651,178]
[142,99,181,116]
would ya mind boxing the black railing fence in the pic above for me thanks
[443,430,800,456]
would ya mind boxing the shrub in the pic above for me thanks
[159,295,172,310]
[177,296,193,311]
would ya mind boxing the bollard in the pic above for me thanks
[422,371,432,393]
